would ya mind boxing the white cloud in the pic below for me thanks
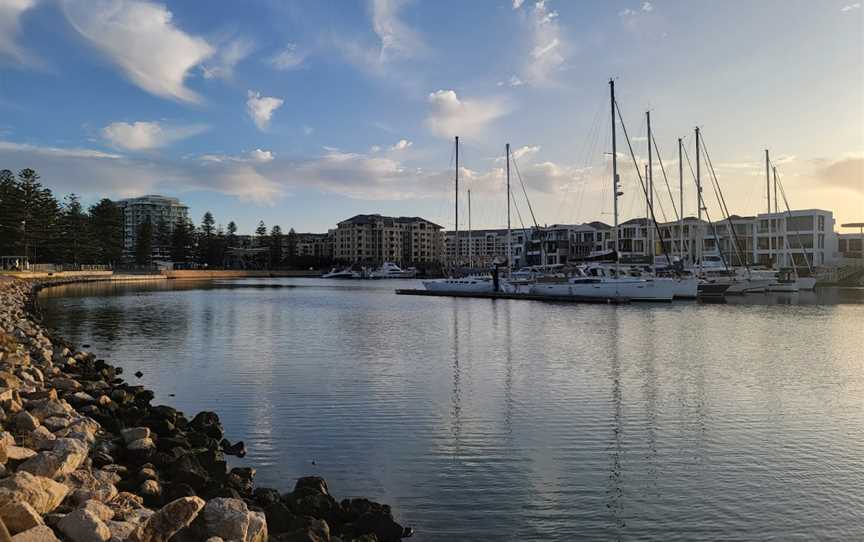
[390,139,413,151]
[246,90,284,131]
[62,0,214,103]
[201,37,254,80]
[641,1,653,12]
[0,0,37,65]
[249,148,274,162]
[521,0,565,86]
[269,43,306,70]
[0,140,121,159]
[425,89,509,139]
[619,8,636,16]
[840,3,860,11]
[513,0,525,8]
[101,121,207,151]
[512,145,541,161]
[371,0,424,62]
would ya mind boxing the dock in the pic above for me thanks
[395,289,630,304]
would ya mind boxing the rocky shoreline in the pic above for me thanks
[0,277,413,542]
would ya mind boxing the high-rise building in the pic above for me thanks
[116,195,188,262]
[333,214,443,265]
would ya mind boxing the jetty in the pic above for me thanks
[395,288,631,304]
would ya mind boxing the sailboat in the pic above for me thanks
[423,136,497,293]
[529,80,676,302]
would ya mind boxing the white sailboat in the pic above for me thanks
[369,262,417,279]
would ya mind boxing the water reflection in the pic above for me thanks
[38,281,864,541]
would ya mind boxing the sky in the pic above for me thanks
[0,0,862,234]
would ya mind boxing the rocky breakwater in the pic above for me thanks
[0,278,413,542]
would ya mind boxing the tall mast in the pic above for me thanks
[610,79,620,277]
[468,189,472,268]
[773,163,779,267]
[696,127,702,274]
[645,163,650,264]
[455,136,459,268]
[765,149,771,269]
[647,110,654,273]
[678,137,684,264]
[506,143,512,277]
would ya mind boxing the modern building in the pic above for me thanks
[332,214,443,266]
[116,195,188,262]
[295,232,333,260]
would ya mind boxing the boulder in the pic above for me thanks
[121,427,150,444]
[18,438,87,479]
[80,500,114,523]
[50,377,81,392]
[11,411,39,433]
[281,518,331,542]
[0,501,43,535]
[57,508,111,542]
[22,426,55,451]
[107,520,136,540]
[0,472,69,514]
[202,498,251,541]
[127,496,205,542]
[9,525,61,542]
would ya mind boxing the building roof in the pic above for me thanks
[338,214,442,229]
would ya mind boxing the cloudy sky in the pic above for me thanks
[1,0,862,233]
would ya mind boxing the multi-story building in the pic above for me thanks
[295,232,333,259]
[116,195,188,262]
[332,214,443,266]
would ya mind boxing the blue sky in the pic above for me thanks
[1,0,862,234]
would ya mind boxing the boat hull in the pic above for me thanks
[423,278,496,293]
[530,279,675,301]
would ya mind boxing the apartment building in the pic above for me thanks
[116,195,188,261]
[332,214,443,265]
[295,232,333,259]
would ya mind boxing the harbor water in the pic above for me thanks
[38,279,864,541]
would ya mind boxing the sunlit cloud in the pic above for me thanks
[101,121,208,151]
[425,89,509,139]
[246,91,284,131]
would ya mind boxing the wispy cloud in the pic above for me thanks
[246,91,284,131]
[62,0,214,103]
[425,89,510,139]
[201,37,255,80]
[371,0,425,62]
[268,43,307,71]
[0,0,39,65]
[522,0,566,86]
[840,3,861,11]
[390,139,413,151]
[101,121,208,151]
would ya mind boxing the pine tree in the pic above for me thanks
[88,199,123,265]
[226,221,238,247]
[270,225,283,266]
[59,194,89,264]
[286,228,298,265]
[135,219,153,266]
[171,218,194,262]
[16,169,61,263]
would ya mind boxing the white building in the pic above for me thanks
[116,195,188,262]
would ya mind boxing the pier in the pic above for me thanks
[395,288,631,304]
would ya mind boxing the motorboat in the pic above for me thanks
[321,267,361,279]
[369,262,417,279]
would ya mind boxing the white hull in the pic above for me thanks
[423,278,496,293]
[671,277,699,299]
[796,277,817,291]
[768,282,799,293]
[712,277,773,294]
[321,270,360,279]
[529,278,675,301]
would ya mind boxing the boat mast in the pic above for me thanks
[468,188,472,269]
[678,137,684,265]
[610,79,620,278]
[506,143,512,277]
[773,162,779,267]
[696,127,702,274]
[455,136,459,269]
[647,110,654,273]
[645,163,650,266]
[765,149,771,269]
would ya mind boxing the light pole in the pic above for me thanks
[21,220,27,268]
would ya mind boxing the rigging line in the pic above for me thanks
[773,165,813,273]
[510,156,541,230]
[613,99,673,267]
[699,134,751,271]
[650,133,679,222]
[681,143,730,271]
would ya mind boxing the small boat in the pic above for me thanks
[423,276,496,293]
[321,267,361,279]
[369,262,417,279]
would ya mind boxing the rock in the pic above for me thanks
[189,412,223,440]
[57,508,111,542]
[246,511,267,542]
[63,469,119,505]
[12,411,39,433]
[80,500,114,523]
[5,446,35,462]
[282,518,331,542]
[121,427,150,444]
[41,417,70,432]
[0,471,69,514]
[18,438,87,478]
[127,496,205,542]
[22,426,55,451]
[0,501,43,535]
[0,517,10,542]
[202,498,252,541]
[27,398,69,421]
[50,377,81,392]
[9,525,61,542]
[107,520,136,540]
[139,480,161,503]
[295,476,329,496]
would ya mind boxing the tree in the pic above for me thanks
[88,199,123,265]
[201,212,215,237]
[270,225,283,266]
[16,169,61,263]
[0,169,24,257]
[286,228,298,266]
[255,220,267,239]
[226,221,238,246]
[59,194,90,264]
[135,219,153,266]
[170,218,195,263]
[155,217,171,260]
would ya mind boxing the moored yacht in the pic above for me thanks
[529,266,676,301]
[369,262,417,279]
[321,267,361,279]
[423,275,496,293]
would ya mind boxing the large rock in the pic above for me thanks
[0,501,43,535]
[127,496,205,542]
[11,411,38,433]
[0,472,69,514]
[22,426,55,451]
[122,427,151,444]
[202,498,267,542]
[57,508,111,542]
[18,438,87,479]
[49,377,81,392]
[9,525,61,542]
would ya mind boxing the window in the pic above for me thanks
[818,234,824,249]
[818,215,825,231]
[786,216,813,232]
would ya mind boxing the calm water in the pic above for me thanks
[39,280,864,541]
